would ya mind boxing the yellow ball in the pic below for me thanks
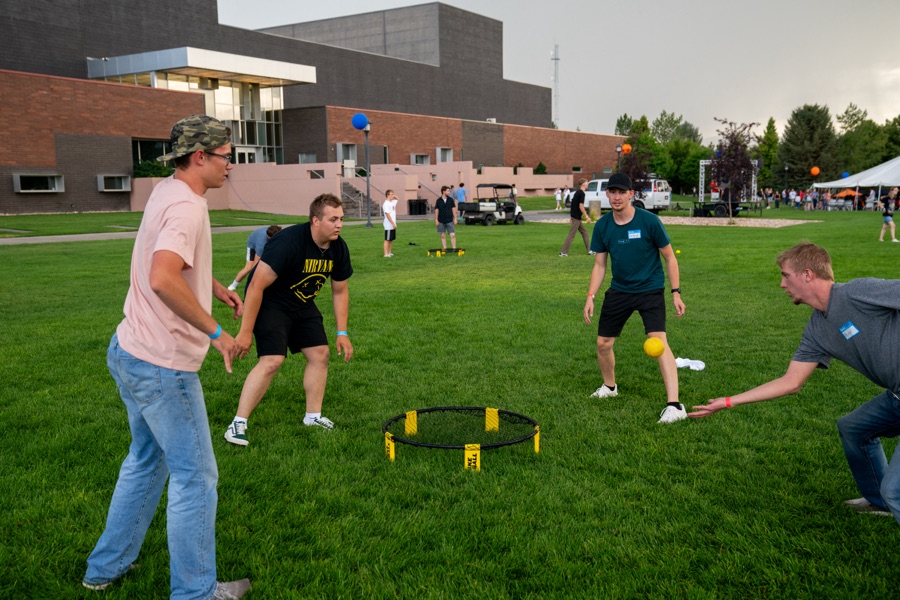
[643,337,664,358]
[675,250,681,254]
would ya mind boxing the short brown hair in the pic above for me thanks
[776,242,834,281]
[578,178,588,186]
[310,193,343,221]
[266,225,282,238]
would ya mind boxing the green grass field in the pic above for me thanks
[1,207,899,598]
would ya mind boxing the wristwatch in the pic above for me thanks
[671,288,681,294]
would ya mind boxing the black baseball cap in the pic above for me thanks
[607,173,633,191]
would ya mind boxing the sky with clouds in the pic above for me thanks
[217,0,900,143]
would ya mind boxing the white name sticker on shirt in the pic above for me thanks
[628,230,642,240]
[840,321,860,340]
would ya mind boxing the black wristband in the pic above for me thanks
[671,288,681,294]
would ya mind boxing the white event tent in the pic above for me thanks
[814,155,900,188]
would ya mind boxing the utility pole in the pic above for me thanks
[551,44,560,128]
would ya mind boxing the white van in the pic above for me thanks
[584,177,671,214]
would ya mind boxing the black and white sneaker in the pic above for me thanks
[304,416,335,430]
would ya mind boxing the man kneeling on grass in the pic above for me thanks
[690,242,900,524]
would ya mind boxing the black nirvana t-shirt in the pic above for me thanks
[256,222,352,314]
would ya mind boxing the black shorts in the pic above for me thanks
[254,305,327,357]
[597,289,666,338]
[384,229,396,241]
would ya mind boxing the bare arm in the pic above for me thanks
[659,244,685,317]
[331,278,353,362]
[583,252,608,324]
[149,250,238,372]
[689,360,819,418]
[234,256,261,283]
[235,261,278,358]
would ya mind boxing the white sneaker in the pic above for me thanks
[559,252,568,257]
[224,420,249,446]
[304,416,335,430]
[590,384,617,399]
[657,404,687,424]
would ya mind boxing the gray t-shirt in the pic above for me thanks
[793,278,900,392]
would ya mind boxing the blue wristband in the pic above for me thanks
[336,330,348,336]
[209,324,222,340]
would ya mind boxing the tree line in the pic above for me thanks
[612,104,900,194]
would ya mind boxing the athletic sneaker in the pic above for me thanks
[224,421,249,446]
[213,579,252,599]
[588,250,596,255]
[657,404,687,424]
[559,252,568,257]
[843,497,893,516]
[82,563,139,590]
[590,384,618,399]
[304,416,335,430]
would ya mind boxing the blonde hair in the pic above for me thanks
[776,242,834,281]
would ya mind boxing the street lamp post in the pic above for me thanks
[782,165,789,209]
[352,113,373,228]
[615,144,622,172]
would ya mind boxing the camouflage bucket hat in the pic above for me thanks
[157,115,231,162]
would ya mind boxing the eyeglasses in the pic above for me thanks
[206,151,233,165]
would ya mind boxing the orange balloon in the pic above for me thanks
[810,166,820,176]
[622,143,632,155]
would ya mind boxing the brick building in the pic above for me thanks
[0,1,621,214]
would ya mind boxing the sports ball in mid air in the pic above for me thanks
[643,337,664,358]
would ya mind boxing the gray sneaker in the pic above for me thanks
[843,497,893,516]
[657,404,687,424]
[224,420,249,446]
[82,563,139,590]
[213,579,252,599]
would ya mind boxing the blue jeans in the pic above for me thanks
[85,334,219,599]
[837,389,900,525]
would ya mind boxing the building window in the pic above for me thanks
[132,140,169,163]
[572,166,583,173]
[299,153,317,164]
[97,175,132,192]
[411,154,430,165]
[13,174,64,193]
[436,147,453,163]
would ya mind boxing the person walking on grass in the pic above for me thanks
[559,178,592,257]
[435,185,457,251]
[382,189,398,257]
[879,187,898,243]
[555,187,563,210]
[582,173,687,424]
[227,224,282,292]
[83,115,251,598]
[225,193,353,446]
[690,242,900,523]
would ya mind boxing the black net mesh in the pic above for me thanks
[383,407,538,449]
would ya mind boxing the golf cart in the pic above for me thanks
[459,183,525,226]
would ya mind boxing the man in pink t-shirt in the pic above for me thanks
[83,115,251,599]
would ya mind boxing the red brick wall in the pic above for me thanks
[325,105,623,178]
[327,106,464,165]
[504,124,625,178]
[0,70,204,168]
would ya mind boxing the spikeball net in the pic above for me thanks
[382,406,540,471]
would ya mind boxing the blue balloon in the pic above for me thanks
[842,171,850,178]
[351,113,369,130]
